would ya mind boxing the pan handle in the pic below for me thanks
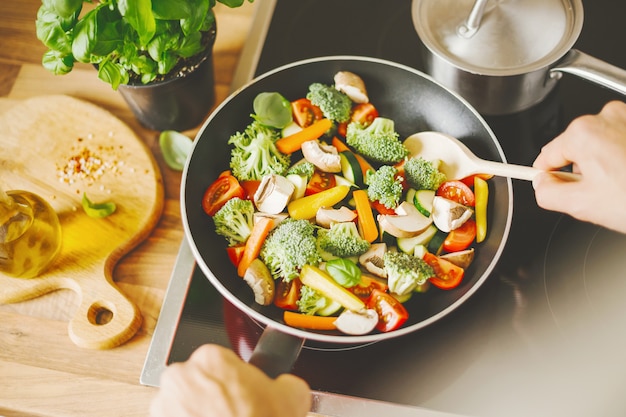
[550,49,626,96]
[247,325,305,378]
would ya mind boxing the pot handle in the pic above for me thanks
[247,325,305,378]
[550,49,626,95]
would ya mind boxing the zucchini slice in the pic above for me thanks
[414,189,435,217]
[340,151,363,186]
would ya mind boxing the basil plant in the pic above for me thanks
[35,0,252,90]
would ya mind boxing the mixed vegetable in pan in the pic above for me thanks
[202,70,491,335]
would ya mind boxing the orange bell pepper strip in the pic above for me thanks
[237,216,273,277]
[275,118,332,154]
[283,311,338,330]
[353,189,378,243]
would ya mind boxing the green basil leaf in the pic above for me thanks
[159,130,193,171]
[325,258,362,288]
[36,7,74,53]
[42,0,83,18]
[177,31,203,58]
[118,0,156,46]
[152,0,194,19]
[252,92,292,129]
[42,49,74,75]
[82,193,116,218]
[97,58,129,90]
[71,8,98,62]
[217,0,247,7]
[180,0,209,36]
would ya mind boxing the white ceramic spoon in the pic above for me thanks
[403,131,581,181]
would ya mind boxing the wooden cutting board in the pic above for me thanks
[0,95,164,349]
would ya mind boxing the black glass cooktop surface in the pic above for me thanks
[142,1,626,416]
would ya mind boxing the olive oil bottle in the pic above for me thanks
[0,188,62,278]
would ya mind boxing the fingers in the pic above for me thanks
[274,373,312,417]
[150,344,312,417]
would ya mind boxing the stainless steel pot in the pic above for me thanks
[412,0,626,115]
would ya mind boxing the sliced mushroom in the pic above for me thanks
[301,140,342,173]
[316,206,357,228]
[431,196,473,232]
[333,308,379,335]
[358,242,388,278]
[440,248,475,269]
[334,71,369,104]
[243,258,275,305]
[253,174,295,214]
[377,201,433,238]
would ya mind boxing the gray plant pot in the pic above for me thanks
[118,29,217,132]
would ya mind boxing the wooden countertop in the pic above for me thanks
[0,1,256,416]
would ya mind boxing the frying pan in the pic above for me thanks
[182,56,513,376]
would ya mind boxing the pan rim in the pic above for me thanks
[181,55,514,344]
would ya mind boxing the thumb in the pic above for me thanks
[532,171,580,213]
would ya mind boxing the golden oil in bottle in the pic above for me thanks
[0,190,62,278]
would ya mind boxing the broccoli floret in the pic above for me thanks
[286,160,315,180]
[228,120,291,181]
[297,285,336,315]
[317,222,371,259]
[365,165,404,210]
[403,156,447,191]
[383,251,434,296]
[345,117,409,164]
[260,218,321,282]
[212,197,255,246]
[306,83,352,123]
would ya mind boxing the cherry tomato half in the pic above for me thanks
[305,170,337,196]
[202,173,245,216]
[274,278,302,311]
[437,180,476,207]
[349,275,388,299]
[291,98,323,128]
[366,289,409,332]
[240,180,261,200]
[350,103,379,126]
[424,252,465,290]
[226,244,246,267]
[337,103,379,137]
[370,199,396,215]
[443,218,476,252]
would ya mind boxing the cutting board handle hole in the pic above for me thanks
[87,302,114,325]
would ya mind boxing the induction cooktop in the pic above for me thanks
[141,1,626,416]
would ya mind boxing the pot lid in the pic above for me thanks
[412,0,583,76]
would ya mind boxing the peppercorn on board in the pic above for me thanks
[0,95,164,349]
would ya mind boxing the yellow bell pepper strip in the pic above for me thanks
[474,175,489,243]
[353,189,378,243]
[283,311,338,330]
[287,185,350,220]
[275,118,332,154]
[300,264,366,311]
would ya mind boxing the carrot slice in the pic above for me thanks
[353,189,378,243]
[237,216,273,277]
[283,311,337,330]
[276,118,332,154]
[331,136,374,177]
